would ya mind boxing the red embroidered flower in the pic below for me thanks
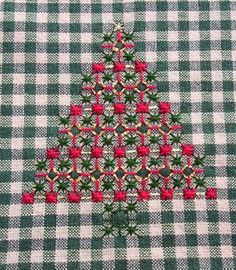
[160,188,174,200]
[69,147,82,159]
[182,144,194,156]
[137,189,151,201]
[137,146,150,157]
[92,104,104,115]
[114,190,127,202]
[114,147,126,158]
[22,192,34,204]
[114,62,126,72]
[114,103,126,114]
[183,188,196,200]
[92,191,103,202]
[47,147,59,159]
[92,63,105,73]
[159,102,171,114]
[45,192,58,203]
[70,105,82,116]
[91,147,103,158]
[159,145,172,156]
[67,192,81,203]
[205,188,217,199]
[136,102,149,113]
[135,60,147,72]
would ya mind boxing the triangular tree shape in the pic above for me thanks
[22,23,217,220]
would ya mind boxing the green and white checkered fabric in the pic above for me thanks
[1,0,236,269]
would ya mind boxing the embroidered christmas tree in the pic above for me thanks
[22,23,217,208]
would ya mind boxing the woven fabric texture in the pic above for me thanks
[1,1,236,269]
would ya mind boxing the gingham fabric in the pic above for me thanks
[1,1,235,269]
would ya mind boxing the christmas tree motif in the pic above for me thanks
[22,23,217,234]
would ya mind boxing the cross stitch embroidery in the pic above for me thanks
[22,23,217,214]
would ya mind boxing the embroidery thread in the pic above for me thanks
[22,23,217,234]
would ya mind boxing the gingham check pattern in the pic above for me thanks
[1,1,236,269]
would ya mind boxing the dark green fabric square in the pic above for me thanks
[69,23,81,33]
[164,259,177,270]
[0,149,11,160]
[20,216,33,227]
[70,63,82,74]
[25,22,37,32]
[138,236,151,248]
[2,84,13,94]
[188,258,200,270]
[69,3,80,13]
[91,3,102,13]
[70,43,81,53]
[25,42,36,53]
[178,41,189,51]
[157,21,168,32]
[178,21,189,31]
[221,40,231,50]
[186,234,197,246]
[0,127,12,138]
[221,20,231,30]
[3,63,14,74]
[91,261,103,270]
[180,81,191,92]
[44,215,57,227]
[68,238,80,249]
[220,1,230,11]
[43,239,56,250]
[24,105,36,115]
[3,21,14,32]
[47,63,59,74]
[222,60,233,70]
[26,3,37,12]
[3,42,14,53]
[201,81,212,92]
[68,214,80,226]
[134,21,146,32]
[0,194,11,204]
[48,3,59,13]
[157,41,168,51]
[25,84,36,94]
[156,2,168,11]
[19,239,32,251]
[184,211,196,222]
[179,61,190,71]
[162,235,175,247]
[162,211,174,223]
[198,2,210,11]
[178,2,189,11]
[201,61,211,71]
[113,3,124,13]
[25,63,36,74]
[199,21,210,31]
[200,40,211,51]
[91,238,103,249]
[23,149,36,160]
[209,234,221,246]
[48,84,59,94]
[114,236,126,248]
[115,260,127,270]
[4,2,15,11]
[48,23,59,33]
[47,42,59,53]
[140,260,152,270]
[23,127,36,138]
[207,210,219,223]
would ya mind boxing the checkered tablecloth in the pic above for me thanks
[1,1,236,269]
